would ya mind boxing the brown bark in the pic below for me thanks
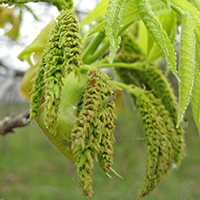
[0,110,30,135]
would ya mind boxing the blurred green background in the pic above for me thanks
[0,85,200,200]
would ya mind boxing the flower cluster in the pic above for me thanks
[71,68,116,199]
[115,49,184,165]
[29,9,83,135]
[134,90,175,199]
[140,66,185,164]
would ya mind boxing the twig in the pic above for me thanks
[0,110,30,136]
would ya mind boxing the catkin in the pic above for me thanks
[29,10,83,135]
[57,10,83,78]
[134,90,174,199]
[71,68,116,199]
[140,66,185,164]
[29,52,47,121]
[43,10,83,134]
[115,51,185,165]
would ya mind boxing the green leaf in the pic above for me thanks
[105,0,129,63]
[134,0,178,80]
[193,17,200,72]
[79,0,109,28]
[191,67,200,135]
[85,0,171,38]
[150,0,171,15]
[121,0,140,25]
[18,20,56,64]
[177,13,196,127]
[138,21,148,55]
[87,22,105,37]
[122,0,171,25]
[148,11,177,60]
[170,0,200,19]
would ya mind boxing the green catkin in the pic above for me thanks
[29,9,83,135]
[114,52,144,86]
[29,53,47,121]
[97,86,116,172]
[116,34,180,125]
[120,33,143,55]
[148,93,180,164]
[140,66,185,164]
[135,91,174,199]
[71,68,116,199]
[115,51,184,164]
[57,10,83,78]
[43,24,64,134]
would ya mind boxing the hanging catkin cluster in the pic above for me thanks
[114,33,185,198]
[115,43,184,165]
[133,89,176,199]
[71,68,116,199]
[139,66,185,164]
[29,9,83,135]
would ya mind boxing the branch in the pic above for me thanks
[0,110,30,136]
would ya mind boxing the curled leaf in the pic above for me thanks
[18,20,56,65]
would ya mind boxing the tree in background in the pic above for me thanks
[0,0,200,199]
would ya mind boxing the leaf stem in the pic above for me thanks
[82,21,134,64]
[170,4,184,17]
[112,81,145,97]
[82,31,106,64]
[97,61,144,70]
[83,41,110,64]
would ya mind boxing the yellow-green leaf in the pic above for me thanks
[134,0,178,80]
[191,67,200,135]
[122,0,171,25]
[79,0,109,28]
[138,21,148,55]
[177,13,196,127]
[193,17,200,72]
[87,22,105,37]
[17,20,56,64]
[105,0,129,63]
[170,0,200,19]
[147,11,177,63]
